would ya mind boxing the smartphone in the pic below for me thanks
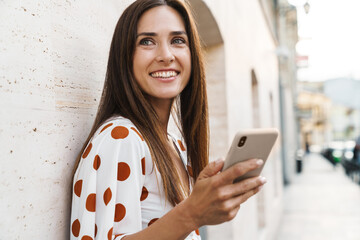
[222,128,279,183]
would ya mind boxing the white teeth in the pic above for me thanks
[151,71,178,78]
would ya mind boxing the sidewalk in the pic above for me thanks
[276,153,360,240]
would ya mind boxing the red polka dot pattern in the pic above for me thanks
[111,126,129,139]
[108,227,113,240]
[70,118,198,239]
[71,219,80,237]
[114,203,126,222]
[177,140,186,151]
[131,127,144,141]
[117,162,131,181]
[148,218,159,226]
[140,186,148,201]
[103,188,112,206]
[74,180,83,197]
[81,236,93,240]
[82,143,92,158]
[86,193,96,212]
[141,157,145,175]
[100,123,113,133]
[93,155,101,170]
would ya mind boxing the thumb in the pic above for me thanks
[198,159,224,180]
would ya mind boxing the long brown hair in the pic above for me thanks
[73,0,208,206]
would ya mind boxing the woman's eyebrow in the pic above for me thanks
[136,31,187,38]
[137,32,157,38]
[170,31,187,36]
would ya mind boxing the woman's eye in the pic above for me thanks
[139,38,154,46]
[172,38,186,44]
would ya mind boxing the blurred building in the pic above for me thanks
[297,79,360,150]
[323,78,360,140]
[297,82,332,149]
[0,0,301,239]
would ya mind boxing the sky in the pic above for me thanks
[290,0,360,82]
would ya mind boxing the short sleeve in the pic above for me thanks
[70,120,147,240]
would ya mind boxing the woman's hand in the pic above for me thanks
[184,158,267,228]
[120,159,266,240]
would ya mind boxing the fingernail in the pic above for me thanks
[256,159,264,166]
[259,176,267,184]
[258,185,264,191]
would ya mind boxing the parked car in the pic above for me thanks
[321,141,360,184]
[339,141,360,184]
[321,141,345,166]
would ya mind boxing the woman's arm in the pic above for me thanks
[122,158,266,240]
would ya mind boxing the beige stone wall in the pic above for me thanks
[0,0,283,239]
[0,1,134,239]
[205,44,228,161]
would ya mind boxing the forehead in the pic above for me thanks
[137,6,186,33]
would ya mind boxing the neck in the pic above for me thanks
[149,97,173,134]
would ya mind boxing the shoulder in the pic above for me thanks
[93,116,145,143]
[82,116,147,160]
[78,116,150,176]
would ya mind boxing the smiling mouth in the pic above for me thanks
[150,70,179,78]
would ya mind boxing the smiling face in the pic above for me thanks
[133,6,191,104]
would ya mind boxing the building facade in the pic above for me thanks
[297,79,360,149]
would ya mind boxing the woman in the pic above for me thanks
[70,0,266,239]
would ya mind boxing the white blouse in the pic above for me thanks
[70,116,201,240]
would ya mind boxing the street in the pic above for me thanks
[276,153,360,240]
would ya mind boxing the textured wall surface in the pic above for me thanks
[0,1,134,239]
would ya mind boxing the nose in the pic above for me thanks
[155,44,175,64]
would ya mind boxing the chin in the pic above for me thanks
[152,88,181,99]
[152,92,179,100]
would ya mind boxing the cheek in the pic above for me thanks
[180,51,191,74]
[133,52,149,81]
[133,50,151,71]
